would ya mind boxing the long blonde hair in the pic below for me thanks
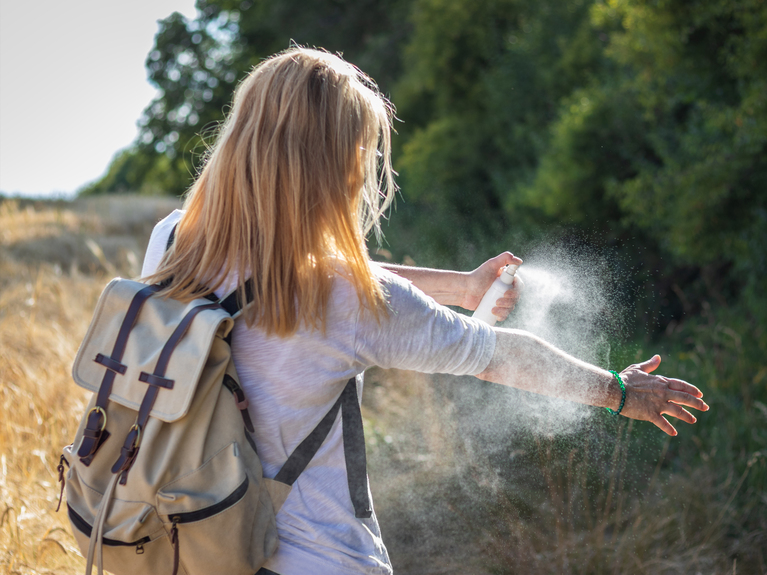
[146,47,397,336]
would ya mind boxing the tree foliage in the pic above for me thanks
[524,0,767,328]
[85,0,767,332]
[532,0,767,265]
[394,0,605,235]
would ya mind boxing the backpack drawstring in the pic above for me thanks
[85,472,120,575]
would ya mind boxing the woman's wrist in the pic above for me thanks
[605,371,626,415]
[597,368,625,411]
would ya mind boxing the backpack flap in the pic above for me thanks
[73,278,234,423]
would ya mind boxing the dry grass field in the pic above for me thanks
[0,196,181,574]
[1,196,763,575]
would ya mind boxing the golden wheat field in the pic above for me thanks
[1,196,760,575]
[0,196,183,574]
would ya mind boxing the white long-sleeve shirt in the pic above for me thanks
[142,210,495,575]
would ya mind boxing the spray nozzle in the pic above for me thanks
[499,264,519,285]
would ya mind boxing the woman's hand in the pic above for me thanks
[618,355,709,436]
[460,252,524,321]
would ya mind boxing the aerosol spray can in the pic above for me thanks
[472,264,519,326]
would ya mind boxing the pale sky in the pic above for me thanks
[0,0,198,198]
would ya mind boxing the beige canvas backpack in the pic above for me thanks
[58,275,371,575]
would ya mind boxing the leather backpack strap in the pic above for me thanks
[274,378,371,519]
[77,283,161,464]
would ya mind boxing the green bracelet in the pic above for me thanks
[605,370,626,416]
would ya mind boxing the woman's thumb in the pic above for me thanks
[639,354,661,373]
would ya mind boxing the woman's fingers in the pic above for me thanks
[496,293,519,307]
[464,252,523,311]
[665,377,704,398]
[667,390,709,412]
[491,306,511,320]
[650,414,677,436]
[663,403,697,424]
[483,252,523,279]
[494,252,524,269]
[654,373,708,411]
[490,286,523,320]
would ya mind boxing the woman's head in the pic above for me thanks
[210,47,396,241]
[150,47,396,335]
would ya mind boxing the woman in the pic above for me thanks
[143,47,708,575]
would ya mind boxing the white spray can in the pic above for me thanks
[472,264,519,326]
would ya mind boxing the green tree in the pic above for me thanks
[392,0,606,258]
[524,0,767,326]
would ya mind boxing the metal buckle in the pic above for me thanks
[128,423,142,449]
[87,406,108,432]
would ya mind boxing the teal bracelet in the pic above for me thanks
[605,370,626,416]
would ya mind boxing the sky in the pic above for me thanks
[0,0,198,198]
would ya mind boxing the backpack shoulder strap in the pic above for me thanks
[165,223,177,252]
[217,281,254,317]
[165,223,252,317]
[274,378,371,519]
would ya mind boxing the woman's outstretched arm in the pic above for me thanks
[381,252,524,318]
[476,328,709,436]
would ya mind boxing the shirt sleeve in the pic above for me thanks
[140,210,184,277]
[354,266,496,376]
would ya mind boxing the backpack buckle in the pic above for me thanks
[127,423,143,449]
[76,406,110,464]
[112,424,143,484]
[87,406,108,432]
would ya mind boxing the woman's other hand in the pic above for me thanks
[618,355,709,436]
[461,252,524,321]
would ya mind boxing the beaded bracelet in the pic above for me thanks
[605,370,626,416]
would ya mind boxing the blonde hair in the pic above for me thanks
[146,47,397,336]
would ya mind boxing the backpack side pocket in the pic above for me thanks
[65,463,172,574]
